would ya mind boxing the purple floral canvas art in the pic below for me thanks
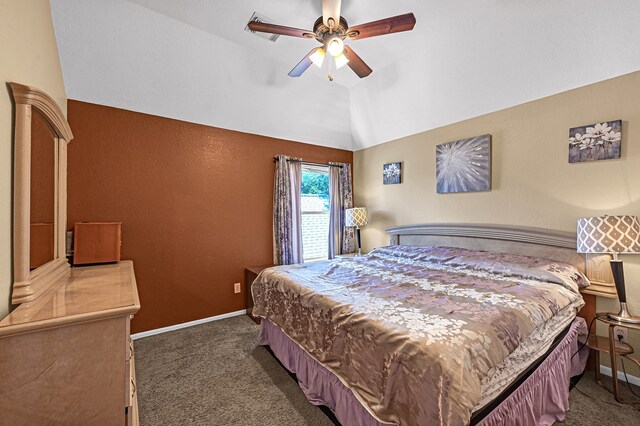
[568,120,621,163]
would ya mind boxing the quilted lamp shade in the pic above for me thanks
[577,215,640,324]
[345,208,368,228]
[576,215,640,254]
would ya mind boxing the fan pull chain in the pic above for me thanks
[328,53,334,81]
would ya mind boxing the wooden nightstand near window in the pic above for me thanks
[245,265,274,324]
[587,313,640,402]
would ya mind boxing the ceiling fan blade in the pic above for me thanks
[342,46,372,78]
[347,13,416,40]
[322,0,342,28]
[288,49,318,77]
[247,21,314,38]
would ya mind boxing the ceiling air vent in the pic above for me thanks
[245,12,280,42]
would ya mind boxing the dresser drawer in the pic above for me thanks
[126,342,139,426]
[126,340,136,405]
[0,317,127,425]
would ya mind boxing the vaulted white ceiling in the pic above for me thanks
[51,0,640,151]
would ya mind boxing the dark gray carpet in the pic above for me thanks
[134,315,640,425]
[563,370,640,425]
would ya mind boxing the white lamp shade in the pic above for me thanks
[334,53,349,69]
[577,215,640,254]
[345,207,368,227]
[310,48,326,67]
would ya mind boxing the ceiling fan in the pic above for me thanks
[247,0,416,80]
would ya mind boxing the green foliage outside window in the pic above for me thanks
[301,171,329,195]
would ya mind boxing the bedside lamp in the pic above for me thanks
[345,207,368,256]
[577,215,640,324]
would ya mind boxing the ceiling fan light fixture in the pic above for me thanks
[327,37,344,56]
[334,52,349,69]
[245,5,416,80]
[310,47,326,67]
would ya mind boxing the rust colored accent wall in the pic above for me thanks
[31,111,55,224]
[66,100,353,333]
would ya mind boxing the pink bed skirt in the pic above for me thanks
[259,317,589,426]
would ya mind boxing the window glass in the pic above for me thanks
[301,165,330,262]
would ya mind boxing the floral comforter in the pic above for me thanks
[252,245,587,425]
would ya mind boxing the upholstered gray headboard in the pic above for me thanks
[385,223,585,271]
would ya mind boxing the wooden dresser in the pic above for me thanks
[0,261,141,425]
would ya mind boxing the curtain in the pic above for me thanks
[328,162,355,258]
[273,155,303,265]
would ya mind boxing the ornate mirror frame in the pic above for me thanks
[9,82,73,304]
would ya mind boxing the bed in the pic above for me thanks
[252,223,591,425]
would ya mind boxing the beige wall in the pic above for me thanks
[0,0,67,318]
[354,71,640,376]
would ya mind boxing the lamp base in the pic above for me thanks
[608,302,640,324]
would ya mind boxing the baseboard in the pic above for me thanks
[131,309,247,340]
[599,364,640,387]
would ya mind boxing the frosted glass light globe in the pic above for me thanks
[327,37,344,57]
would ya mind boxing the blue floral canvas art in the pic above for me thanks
[383,162,402,185]
[436,134,491,193]
[568,120,621,163]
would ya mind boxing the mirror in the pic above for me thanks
[9,82,73,304]
[30,111,57,270]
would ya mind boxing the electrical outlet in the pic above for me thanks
[614,326,628,344]
[234,282,241,294]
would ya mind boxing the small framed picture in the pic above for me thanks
[569,120,622,163]
[383,162,402,185]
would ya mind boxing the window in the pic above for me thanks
[301,164,330,262]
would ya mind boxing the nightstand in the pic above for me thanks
[244,265,273,324]
[587,313,640,402]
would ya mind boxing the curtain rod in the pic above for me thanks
[274,157,344,168]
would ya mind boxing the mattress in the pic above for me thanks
[475,299,576,410]
[252,245,588,425]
